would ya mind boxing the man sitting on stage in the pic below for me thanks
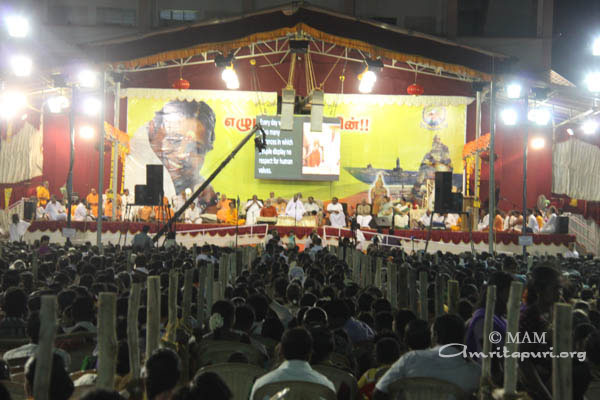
[304,196,321,215]
[245,195,263,225]
[44,196,67,221]
[356,198,373,228]
[327,197,345,227]
[74,199,93,222]
[418,209,432,229]
[285,193,305,221]
[86,188,99,218]
[260,199,278,218]
[275,197,287,216]
[377,196,394,226]
[184,202,202,224]
[216,194,230,222]
[36,180,50,207]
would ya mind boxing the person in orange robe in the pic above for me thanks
[493,210,505,232]
[86,189,99,218]
[223,200,244,225]
[154,196,172,222]
[260,200,278,217]
[36,181,50,207]
[274,197,287,216]
[139,206,153,221]
[216,194,231,223]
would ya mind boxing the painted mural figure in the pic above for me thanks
[415,135,453,191]
[370,174,389,215]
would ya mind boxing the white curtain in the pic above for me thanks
[0,120,43,184]
[553,139,600,201]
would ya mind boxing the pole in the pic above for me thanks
[522,96,529,258]
[473,89,482,230]
[97,71,106,249]
[66,87,76,228]
[111,81,121,221]
[488,77,496,254]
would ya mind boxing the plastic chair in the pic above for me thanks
[3,380,26,400]
[6,356,30,375]
[198,363,266,400]
[313,364,359,400]
[197,340,267,367]
[386,377,469,400]
[252,380,337,400]
[55,332,97,372]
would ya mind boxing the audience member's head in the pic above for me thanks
[190,372,232,400]
[25,353,74,400]
[281,327,313,361]
[404,319,431,350]
[144,348,181,400]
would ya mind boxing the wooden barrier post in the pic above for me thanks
[127,283,142,381]
[126,249,133,273]
[219,254,228,290]
[344,245,352,266]
[166,270,179,342]
[352,249,361,285]
[146,276,161,358]
[32,252,39,284]
[207,263,214,311]
[503,281,524,396]
[197,268,206,329]
[409,269,418,315]
[375,257,383,290]
[479,285,497,400]
[192,244,197,265]
[552,303,573,400]
[434,274,444,317]
[418,271,428,321]
[397,264,408,309]
[33,295,56,400]
[97,292,117,390]
[447,280,460,315]
[182,269,193,325]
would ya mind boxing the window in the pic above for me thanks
[159,9,199,24]
[97,7,136,27]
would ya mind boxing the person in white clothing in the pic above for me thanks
[418,209,432,228]
[245,195,263,225]
[250,328,335,400]
[74,200,93,222]
[326,197,346,227]
[184,202,202,224]
[285,193,305,221]
[303,196,321,215]
[44,196,67,221]
[526,209,539,233]
[444,213,459,229]
[432,212,445,227]
[564,242,579,258]
[36,204,47,220]
[121,188,134,221]
[541,207,558,233]
[477,209,489,231]
[9,214,30,242]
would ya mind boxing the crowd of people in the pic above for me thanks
[0,229,597,400]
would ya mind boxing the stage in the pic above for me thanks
[25,221,575,255]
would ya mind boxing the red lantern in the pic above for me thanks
[172,78,190,90]
[407,83,424,95]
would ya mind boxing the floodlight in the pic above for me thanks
[585,72,600,92]
[527,108,551,126]
[78,70,98,88]
[0,91,27,119]
[82,97,101,116]
[593,37,600,56]
[582,119,598,135]
[358,69,377,93]
[10,55,32,77]
[47,95,70,113]
[500,108,518,126]
[5,16,29,38]
[221,66,239,90]
[566,128,574,136]
[506,83,522,99]
[79,126,95,139]
[530,137,545,150]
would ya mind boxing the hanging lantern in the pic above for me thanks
[172,78,190,90]
[407,83,424,95]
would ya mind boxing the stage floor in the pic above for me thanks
[26,221,575,256]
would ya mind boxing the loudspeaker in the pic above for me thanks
[557,216,569,234]
[146,165,163,206]
[134,185,148,206]
[449,193,463,213]
[24,200,36,220]
[434,171,452,212]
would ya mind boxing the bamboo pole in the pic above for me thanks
[146,276,161,357]
[126,249,133,273]
[197,267,206,329]
[434,274,444,317]
[219,254,228,288]
[375,257,383,290]
[388,263,398,309]
[97,292,117,390]
[352,249,361,285]
[166,270,178,343]
[552,303,573,400]
[127,283,142,381]
[207,263,214,311]
[418,271,428,321]
[447,280,460,315]
[409,269,418,315]
[397,264,408,309]
[503,281,523,396]
[479,285,497,400]
[182,269,193,325]
[33,295,56,400]
[32,252,39,283]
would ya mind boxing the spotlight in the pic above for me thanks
[221,65,239,90]
[593,37,600,56]
[82,97,101,116]
[530,137,545,150]
[0,91,27,119]
[10,55,32,77]
[358,69,377,93]
[585,72,600,92]
[47,95,70,114]
[506,83,522,99]
[78,70,98,88]
[566,128,574,136]
[582,119,598,135]
[5,16,29,38]
[79,126,95,140]
[500,108,518,126]
[527,108,551,126]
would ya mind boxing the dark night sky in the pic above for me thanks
[552,0,600,85]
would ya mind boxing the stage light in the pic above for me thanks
[79,126,95,139]
[47,95,69,114]
[0,91,27,119]
[593,37,600,56]
[10,55,32,77]
[585,72,600,92]
[21,113,28,121]
[566,128,574,136]
[582,119,598,135]
[78,70,98,88]
[500,108,518,126]
[506,83,522,99]
[358,69,376,93]
[530,137,545,150]
[5,16,29,38]
[527,108,551,126]
[221,65,239,90]
[82,97,101,116]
